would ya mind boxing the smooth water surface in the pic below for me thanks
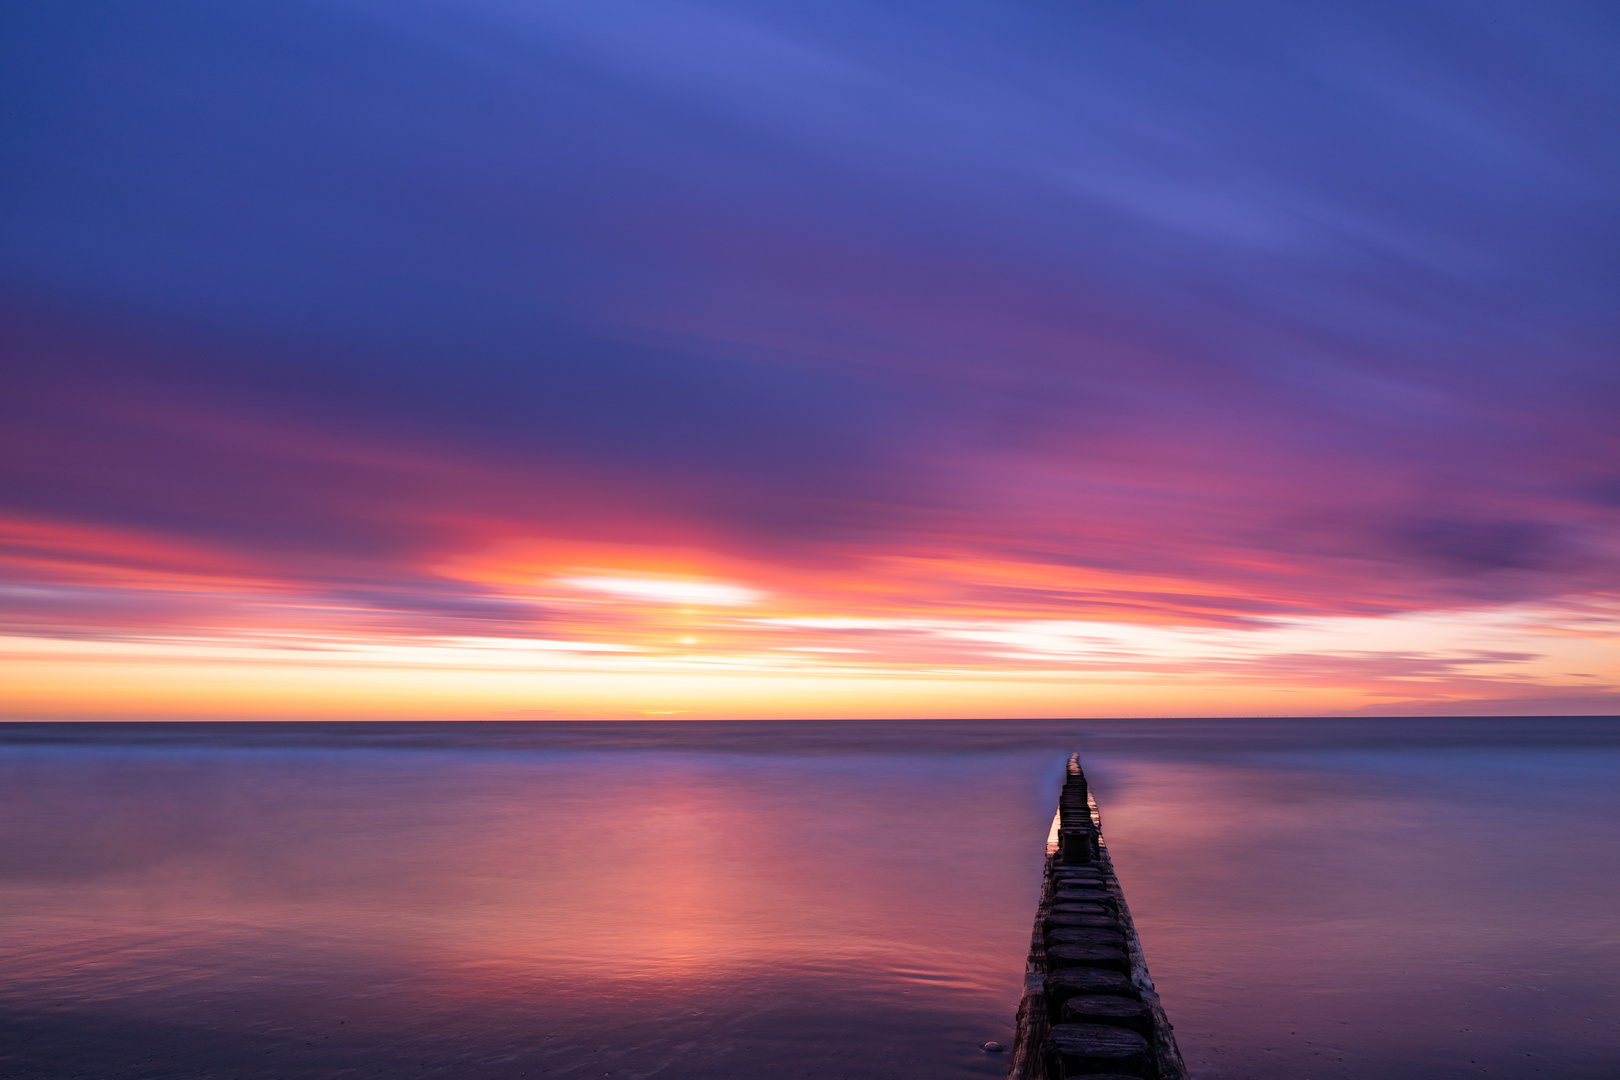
[1,719,1617,1079]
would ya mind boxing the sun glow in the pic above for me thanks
[3,582,1616,720]
[557,576,763,606]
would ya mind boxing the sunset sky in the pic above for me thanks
[4,1,1618,720]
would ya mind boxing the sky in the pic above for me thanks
[3,0,1618,720]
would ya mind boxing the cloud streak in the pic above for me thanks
[2,0,1618,717]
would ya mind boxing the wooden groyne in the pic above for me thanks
[1008,755,1188,1080]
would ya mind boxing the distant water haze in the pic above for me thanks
[2,718,1617,1079]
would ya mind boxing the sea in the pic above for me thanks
[1,718,1616,1079]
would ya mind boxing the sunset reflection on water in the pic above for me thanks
[2,719,1618,1079]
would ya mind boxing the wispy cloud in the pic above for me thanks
[2,2,1617,717]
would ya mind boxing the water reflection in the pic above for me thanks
[0,738,1046,1079]
[1,719,1618,1079]
[1093,745,1620,1079]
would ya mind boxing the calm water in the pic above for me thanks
[1,719,1617,1079]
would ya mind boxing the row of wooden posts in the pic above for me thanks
[1009,755,1188,1080]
